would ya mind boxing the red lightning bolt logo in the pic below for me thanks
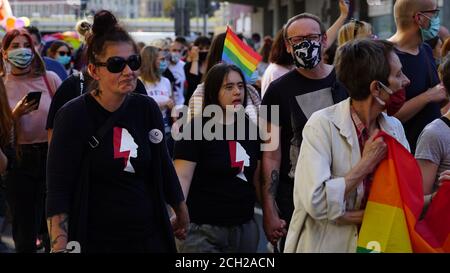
[114,127,130,168]
[229,141,244,171]
[229,141,250,181]
[113,127,137,173]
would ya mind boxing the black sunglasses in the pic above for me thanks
[95,54,141,73]
[57,51,70,56]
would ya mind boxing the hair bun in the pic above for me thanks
[92,10,118,36]
[76,20,92,38]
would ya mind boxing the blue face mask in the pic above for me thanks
[7,48,33,69]
[159,60,168,74]
[56,55,71,66]
[420,14,440,41]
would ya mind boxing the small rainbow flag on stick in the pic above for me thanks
[222,26,262,82]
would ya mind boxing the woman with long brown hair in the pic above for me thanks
[0,77,16,249]
[0,78,15,175]
[1,28,61,253]
[140,45,174,155]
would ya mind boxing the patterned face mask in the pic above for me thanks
[291,39,322,70]
[7,48,33,69]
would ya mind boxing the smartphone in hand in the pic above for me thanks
[25,91,42,111]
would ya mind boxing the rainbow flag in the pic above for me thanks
[222,26,262,82]
[357,132,450,253]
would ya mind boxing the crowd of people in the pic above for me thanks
[0,0,449,253]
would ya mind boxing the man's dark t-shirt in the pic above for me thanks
[261,68,348,222]
[394,43,441,153]
[174,116,261,226]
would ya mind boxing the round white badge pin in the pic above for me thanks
[149,129,163,144]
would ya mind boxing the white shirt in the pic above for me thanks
[168,60,186,106]
[142,76,172,120]
[260,63,292,98]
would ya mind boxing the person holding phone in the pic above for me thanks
[25,91,42,110]
[0,28,61,253]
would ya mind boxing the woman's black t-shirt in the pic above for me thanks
[85,94,154,240]
[47,93,165,241]
[174,116,261,226]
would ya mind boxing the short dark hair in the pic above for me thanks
[193,36,211,48]
[24,26,41,43]
[175,36,188,46]
[269,29,293,66]
[283,13,326,43]
[335,39,394,101]
[252,33,261,42]
[441,55,450,94]
[203,63,248,109]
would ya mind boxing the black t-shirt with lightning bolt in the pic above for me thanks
[47,93,184,248]
[174,116,261,226]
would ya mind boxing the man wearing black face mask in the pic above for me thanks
[260,13,348,252]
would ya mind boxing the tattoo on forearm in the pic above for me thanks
[270,170,280,198]
[270,170,281,213]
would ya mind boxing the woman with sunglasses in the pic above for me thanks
[47,40,77,77]
[46,23,148,142]
[46,10,188,253]
[0,28,62,253]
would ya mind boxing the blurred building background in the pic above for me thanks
[221,0,449,39]
[8,0,450,39]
